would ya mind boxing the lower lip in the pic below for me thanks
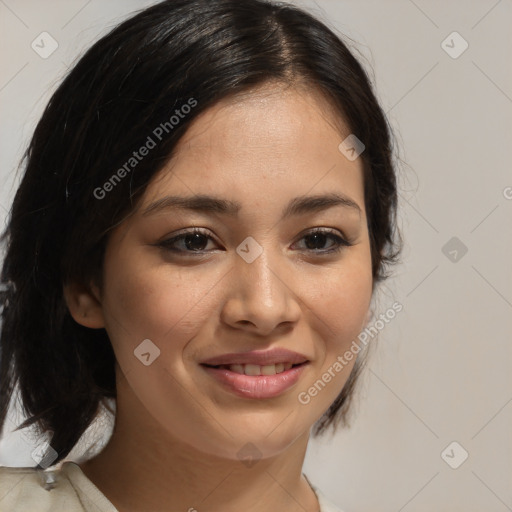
[201,363,309,399]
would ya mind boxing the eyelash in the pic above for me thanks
[157,227,354,256]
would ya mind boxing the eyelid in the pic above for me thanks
[158,226,213,243]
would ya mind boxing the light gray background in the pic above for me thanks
[0,1,511,511]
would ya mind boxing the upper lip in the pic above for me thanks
[200,348,310,366]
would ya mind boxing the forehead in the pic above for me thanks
[141,82,365,216]
[176,82,351,155]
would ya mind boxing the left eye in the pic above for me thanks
[294,229,352,253]
[158,227,353,255]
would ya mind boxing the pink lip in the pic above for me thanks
[200,348,309,366]
[201,362,309,399]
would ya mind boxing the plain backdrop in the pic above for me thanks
[0,1,511,511]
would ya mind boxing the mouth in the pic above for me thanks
[201,361,308,375]
[200,361,310,399]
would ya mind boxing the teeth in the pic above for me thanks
[262,363,283,375]
[245,364,261,376]
[220,362,296,375]
[229,364,245,374]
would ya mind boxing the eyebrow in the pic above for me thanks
[142,192,362,220]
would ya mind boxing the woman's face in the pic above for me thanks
[91,83,373,460]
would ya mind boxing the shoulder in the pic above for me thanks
[0,464,85,511]
[0,462,119,512]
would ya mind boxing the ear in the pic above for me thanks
[63,280,105,329]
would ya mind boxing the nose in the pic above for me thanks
[220,245,301,336]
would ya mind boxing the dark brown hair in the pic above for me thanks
[0,0,401,467]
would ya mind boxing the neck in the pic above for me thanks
[80,394,320,512]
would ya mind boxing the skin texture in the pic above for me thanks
[65,82,374,512]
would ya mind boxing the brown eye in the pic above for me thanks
[293,228,353,254]
[158,228,218,254]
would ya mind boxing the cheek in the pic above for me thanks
[101,254,223,362]
[295,262,372,411]
[329,272,371,339]
[307,254,373,345]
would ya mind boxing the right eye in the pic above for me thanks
[157,228,220,254]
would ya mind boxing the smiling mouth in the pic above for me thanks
[200,360,310,399]
[201,362,307,376]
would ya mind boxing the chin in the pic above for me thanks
[181,419,309,462]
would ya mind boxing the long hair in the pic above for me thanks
[0,0,401,467]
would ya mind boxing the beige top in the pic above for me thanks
[0,462,345,512]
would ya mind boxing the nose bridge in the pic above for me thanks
[222,236,300,333]
[236,239,285,306]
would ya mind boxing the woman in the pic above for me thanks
[0,0,401,510]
